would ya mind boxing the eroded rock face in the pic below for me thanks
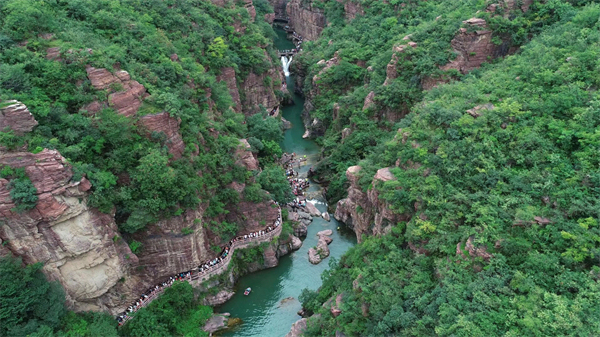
[362,91,376,111]
[240,55,282,115]
[338,0,364,21]
[85,67,147,117]
[236,139,259,171]
[287,0,326,40]
[202,290,235,306]
[383,43,417,86]
[308,230,332,264]
[0,101,38,135]
[203,313,230,334]
[0,149,137,314]
[131,207,208,281]
[285,317,308,337]
[456,236,493,262]
[268,0,288,16]
[217,67,242,112]
[335,166,410,243]
[138,112,185,160]
[441,17,518,74]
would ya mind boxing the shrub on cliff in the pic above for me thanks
[257,166,294,204]
[0,165,38,212]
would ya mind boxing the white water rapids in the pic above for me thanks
[281,55,293,77]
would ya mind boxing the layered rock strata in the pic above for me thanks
[85,67,147,117]
[0,100,38,135]
[138,112,185,160]
[287,0,326,40]
[0,149,137,313]
[334,166,410,243]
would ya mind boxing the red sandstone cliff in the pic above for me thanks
[334,166,410,243]
[240,53,283,115]
[0,149,139,314]
[287,0,326,40]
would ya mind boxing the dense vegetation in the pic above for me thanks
[118,281,212,337]
[298,1,600,336]
[0,255,118,337]
[0,165,38,212]
[0,0,290,234]
[0,255,212,337]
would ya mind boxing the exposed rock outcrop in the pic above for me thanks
[203,313,231,334]
[305,201,321,217]
[338,0,364,21]
[456,236,493,262]
[217,67,242,112]
[362,91,376,111]
[286,317,308,337]
[240,53,282,115]
[0,101,38,135]
[138,112,185,160]
[383,43,417,86]
[85,67,147,117]
[335,166,410,243]
[131,207,209,281]
[235,139,260,171]
[287,0,326,40]
[0,149,137,314]
[202,290,235,306]
[308,229,332,264]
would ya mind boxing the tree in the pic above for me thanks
[119,281,212,337]
[0,255,66,336]
[247,114,284,143]
[257,166,293,204]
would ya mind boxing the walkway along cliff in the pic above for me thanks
[118,207,283,325]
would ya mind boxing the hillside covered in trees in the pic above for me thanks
[293,0,600,336]
[1,0,599,336]
[0,0,294,334]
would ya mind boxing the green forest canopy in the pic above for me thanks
[297,1,600,336]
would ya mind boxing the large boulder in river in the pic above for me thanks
[293,221,308,237]
[308,231,332,264]
[318,229,333,236]
[203,313,230,334]
[202,290,235,306]
[285,317,307,337]
[308,248,321,264]
[290,235,303,250]
[322,212,331,221]
[305,202,321,217]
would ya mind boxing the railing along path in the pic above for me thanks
[119,208,282,325]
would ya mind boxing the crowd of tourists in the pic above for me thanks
[116,201,282,325]
[282,153,312,206]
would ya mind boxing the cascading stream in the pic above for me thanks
[281,55,293,77]
[216,28,356,337]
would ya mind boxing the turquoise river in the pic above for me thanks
[216,29,357,336]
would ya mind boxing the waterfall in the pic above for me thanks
[281,55,293,77]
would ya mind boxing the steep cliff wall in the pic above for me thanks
[287,0,326,40]
[334,166,410,243]
[0,149,138,314]
[240,53,283,115]
[269,0,288,17]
